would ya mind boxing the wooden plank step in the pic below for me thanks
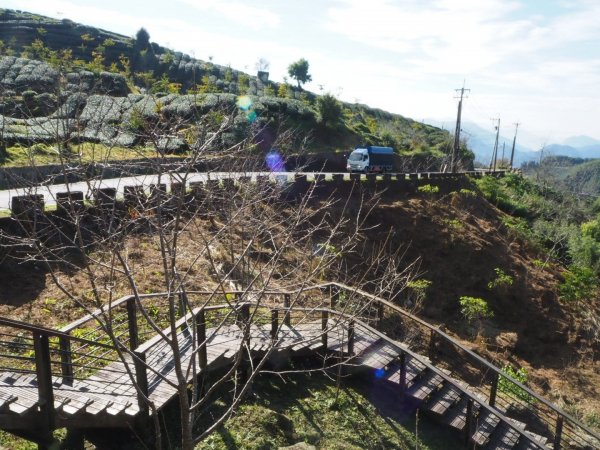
[358,339,403,369]
[516,430,550,450]
[423,383,462,416]
[53,379,137,416]
[484,423,521,450]
[472,409,501,446]
[514,436,548,450]
[0,376,40,414]
[404,370,444,401]
[506,417,527,431]
[442,398,480,432]
[54,395,92,416]
[384,356,427,387]
[0,383,28,416]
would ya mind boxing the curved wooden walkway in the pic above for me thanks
[1,284,599,450]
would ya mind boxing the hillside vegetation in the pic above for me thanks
[0,8,473,170]
[1,7,599,449]
[524,156,600,197]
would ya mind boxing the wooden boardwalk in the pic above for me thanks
[0,318,375,430]
[1,286,599,449]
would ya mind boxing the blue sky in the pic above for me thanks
[5,0,600,148]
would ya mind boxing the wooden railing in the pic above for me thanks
[1,281,598,449]
[320,281,600,450]
[0,317,123,437]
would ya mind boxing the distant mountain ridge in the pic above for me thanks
[426,119,600,166]
[562,135,600,148]
[425,119,541,167]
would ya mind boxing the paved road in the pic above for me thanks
[0,171,317,210]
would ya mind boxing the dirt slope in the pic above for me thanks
[0,187,597,424]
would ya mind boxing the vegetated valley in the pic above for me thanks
[0,8,599,450]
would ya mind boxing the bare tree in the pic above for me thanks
[0,60,414,450]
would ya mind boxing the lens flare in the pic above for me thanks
[236,95,253,111]
[246,110,258,122]
[265,150,285,172]
[374,367,385,379]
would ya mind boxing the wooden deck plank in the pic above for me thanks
[472,409,500,446]
[485,423,521,450]
[385,356,427,386]
[405,370,444,401]
[358,339,403,368]
[423,383,462,416]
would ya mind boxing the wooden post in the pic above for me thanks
[347,320,355,356]
[553,415,564,450]
[428,329,436,359]
[489,372,499,407]
[271,309,279,341]
[399,352,407,392]
[330,287,339,309]
[126,297,139,350]
[33,333,55,437]
[133,351,149,415]
[177,291,188,318]
[240,303,251,348]
[178,292,191,338]
[283,294,291,326]
[377,302,384,329]
[133,350,152,446]
[321,310,329,349]
[464,399,474,445]
[240,303,250,322]
[196,309,207,370]
[58,335,74,385]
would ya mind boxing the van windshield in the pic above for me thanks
[348,152,364,161]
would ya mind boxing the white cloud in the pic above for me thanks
[324,0,600,73]
[176,0,280,31]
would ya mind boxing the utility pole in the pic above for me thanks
[489,118,500,172]
[451,85,470,172]
[509,122,520,169]
[501,142,506,167]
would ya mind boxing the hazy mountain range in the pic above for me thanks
[426,119,600,167]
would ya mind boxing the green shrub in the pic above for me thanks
[316,93,343,129]
[581,218,600,241]
[487,268,514,290]
[459,296,493,323]
[459,188,477,197]
[475,176,528,217]
[406,279,431,310]
[443,218,463,232]
[498,365,534,403]
[559,265,599,303]
[417,184,440,194]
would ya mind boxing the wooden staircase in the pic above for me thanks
[352,335,554,450]
[0,284,598,449]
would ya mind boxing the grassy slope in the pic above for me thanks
[195,372,460,450]
[0,372,461,450]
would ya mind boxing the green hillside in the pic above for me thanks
[0,8,473,170]
[522,156,600,196]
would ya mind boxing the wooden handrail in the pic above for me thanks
[133,303,230,355]
[0,317,114,350]
[321,281,600,446]
[323,308,547,449]
[10,279,597,446]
